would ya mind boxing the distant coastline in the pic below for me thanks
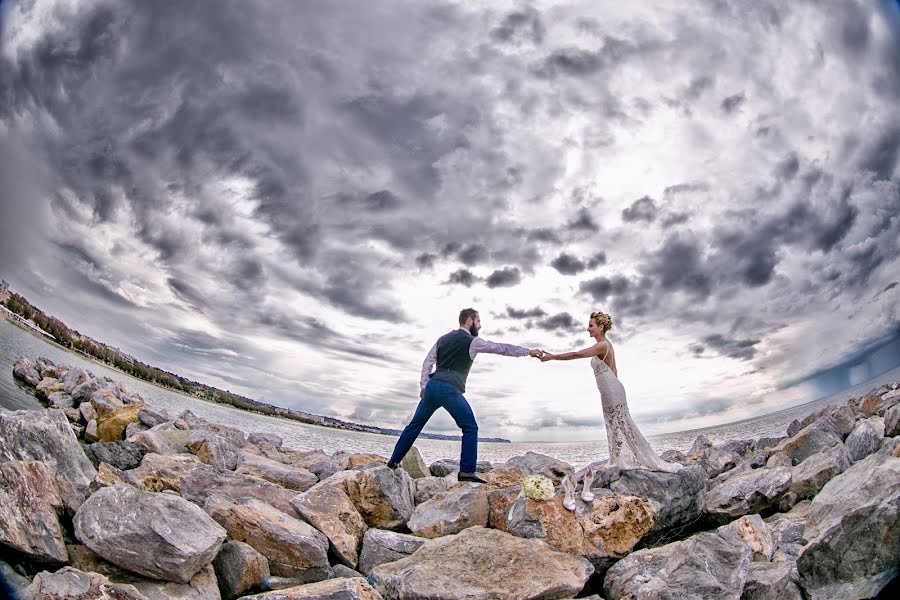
[0,285,511,443]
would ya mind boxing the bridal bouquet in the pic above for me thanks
[520,474,555,501]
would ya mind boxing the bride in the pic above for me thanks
[540,310,681,511]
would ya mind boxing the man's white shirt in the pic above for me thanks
[420,328,530,391]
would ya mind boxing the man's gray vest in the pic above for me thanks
[429,329,475,392]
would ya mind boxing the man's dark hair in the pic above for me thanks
[458,308,478,325]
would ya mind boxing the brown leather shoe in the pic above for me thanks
[457,471,487,484]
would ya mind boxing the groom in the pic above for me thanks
[387,308,543,483]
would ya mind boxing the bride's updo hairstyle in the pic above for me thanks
[590,310,613,333]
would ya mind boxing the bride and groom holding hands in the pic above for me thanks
[386,307,680,511]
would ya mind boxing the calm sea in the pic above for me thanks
[2,317,898,469]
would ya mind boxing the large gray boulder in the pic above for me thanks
[504,451,573,482]
[237,452,318,492]
[333,467,416,531]
[743,561,804,600]
[428,458,492,477]
[131,453,203,492]
[796,451,900,599]
[0,460,68,563]
[204,494,331,581]
[603,515,771,600]
[789,443,851,500]
[213,540,270,600]
[241,577,383,599]
[180,464,299,515]
[248,432,282,447]
[703,467,791,522]
[130,429,192,455]
[357,529,427,575]
[87,440,148,471]
[73,484,226,583]
[187,430,241,471]
[291,478,368,567]
[27,567,147,600]
[844,417,884,462]
[368,526,593,600]
[0,409,97,512]
[885,404,900,437]
[769,416,843,466]
[594,464,708,534]
[413,475,454,505]
[399,446,430,479]
[13,358,42,387]
[407,483,489,538]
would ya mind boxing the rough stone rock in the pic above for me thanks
[845,417,884,462]
[769,416,843,466]
[179,409,208,429]
[241,577,383,600]
[27,567,147,600]
[88,440,149,471]
[84,419,99,443]
[199,423,247,449]
[63,367,89,393]
[213,540,270,600]
[180,464,299,515]
[830,405,857,437]
[187,430,241,471]
[125,421,149,439]
[399,446,429,479]
[743,561,803,600]
[765,451,792,468]
[357,529,427,575]
[13,358,42,387]
[334,467,416,531]
[73,484,226,583]
[135,407,167,427]
[0,409,97,512]
[504,451,573,482]
[46,392,74,409]
[79,402,97,424]
[885,404,900,437]
[35,376,61,398]
[0,460,68,563]
[603,515,769,600]
[131,453,204,492]
[789,443,852,500]
[486,487,521,533]
[237,452,318,491]
[480,465,526,489]
[796,451,900,600]
[92,461,147,491]
[131,429,192,454]
[72,379,104,404]
[332,566,364,579]
[248,432,282,447]
[307,457,342,481]
[97,403,144,443]
[346,453,387,469]
[407,482,489,538]
[63,406,83,423]
[703,466,791,522]
[204,494,331,581]
[368,526,593,600]
[859,394,880,415]
[428,458,491,477]
[291,479,368,567]
[0,559,32,600]
[88,388,123,418]
[787,419,802,437]
[595,464,707,534]
[413,475,454,505]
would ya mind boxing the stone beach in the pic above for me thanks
[2,356,900,599]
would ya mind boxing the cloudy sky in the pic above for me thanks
[1,0,898,442]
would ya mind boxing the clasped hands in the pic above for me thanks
[529,348,554,362]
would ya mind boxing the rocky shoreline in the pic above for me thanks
[3,355,900,599]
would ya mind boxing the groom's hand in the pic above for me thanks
[529,348,544,358]
[539,353,554,362]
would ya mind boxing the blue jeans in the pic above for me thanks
[389,380,479,473]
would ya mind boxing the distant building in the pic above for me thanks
[0,280,9,304]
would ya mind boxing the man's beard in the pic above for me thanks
[469,324,479,337]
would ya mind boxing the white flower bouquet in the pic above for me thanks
[520,474,555,501]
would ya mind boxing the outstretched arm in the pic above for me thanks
[540,341,608,362]
[470,337,541,358]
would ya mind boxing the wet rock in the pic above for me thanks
[248,432,282,448]
[769,416,843,466]
[789,443,851,500]
[504,451,573,482]
[213,540,270,600]
[413,475,454,505]
[204,494,331,581]
[407,482,489,538]
[399,446,429,479]
[180,464,299,516]
[796,451,900,600]
[87,440,148,471]
[703,466,791,522]
[242,577,383,599]
[595,464,707,534]
[0,409,97,512]
[26,567,147,600]
[369,526,592,600]
[357,529,427,575]
[131,452,204,492]
[291,479,368,567]
[187,430,241,471]
[0,460,68,564]
[13,358,42,387]
[237,452,318,492]
[845,417,884,462]
[73,484,226,583]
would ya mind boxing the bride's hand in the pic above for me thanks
[539,353,554,362]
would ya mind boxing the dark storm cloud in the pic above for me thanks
[587,252,606,268]
[536,312,578,331]
[621,196,658,223]
[664,182,710,196]
[525,228,563,244]
[458,243,489,265]
[485,266,522,288]
[535,35,642,79]
[721,92,746,114]
[447,269,479,287]
[506,306,547,319]
[167,278,209,310]
[690,334,761,361]
[550,253,586,275]
[775,153,800,181]
[859,126,900,180]
[643,235,712,297]
[415,253,437,269]
[566,208,600,232]
[490,6,545,45]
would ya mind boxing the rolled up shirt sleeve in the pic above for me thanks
[469,337,531,359]
[420,342,438,391]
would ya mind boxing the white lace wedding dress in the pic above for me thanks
[592,356,682,473]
